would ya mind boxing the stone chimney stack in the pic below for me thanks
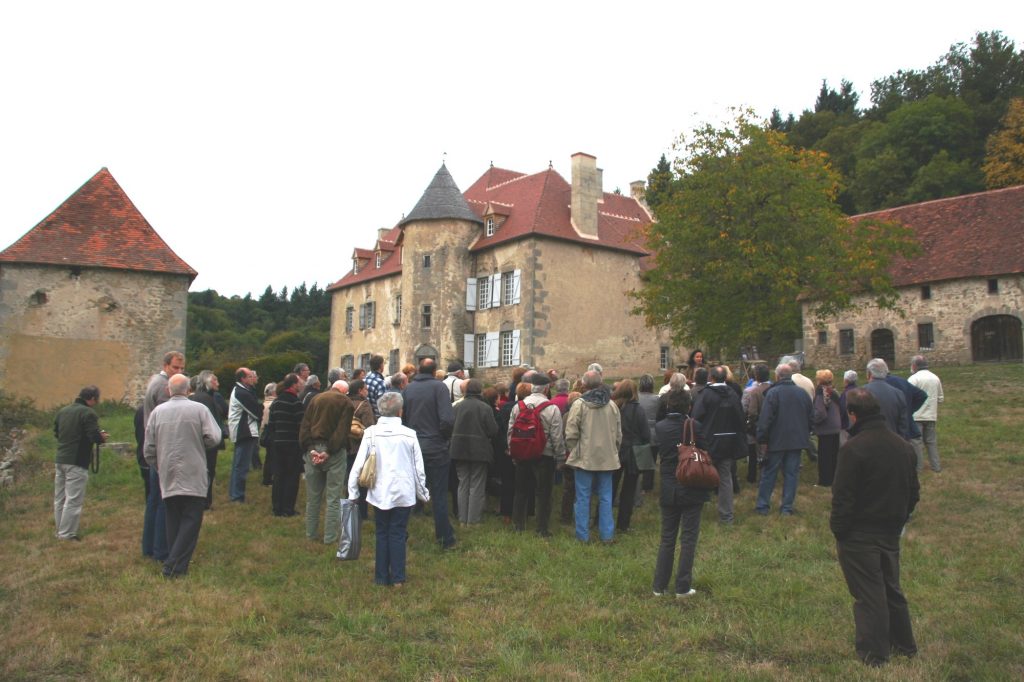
[571,152,602,238]
[378,227,389,242]
[630,180,650,212]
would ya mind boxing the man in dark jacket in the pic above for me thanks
[831,388,919,667]
[402,358,456,548]
[189,370,228,510]
[54,386,108,540]
[756,363,813,516]
[692,366,745,524]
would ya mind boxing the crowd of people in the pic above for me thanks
[51,348,944,666]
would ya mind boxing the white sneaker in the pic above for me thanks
[653,590,664,597]
[676,588,697,599]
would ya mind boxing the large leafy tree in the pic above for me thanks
[983,97,1024,188]
[633,112,917,358]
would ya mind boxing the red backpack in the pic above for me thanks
[509,399,553,461]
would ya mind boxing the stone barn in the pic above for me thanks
[803,185,1024,370]
[0,168,196,408]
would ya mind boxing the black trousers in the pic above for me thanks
[163,495,206,577]
[611,468,640,531]
[272,452,302,515]
[560,468,575,524]
[512,457,554,534]
[205,449,218,509]
[653,502,703,594]
[836,531,917,664]
[817,434,840,486]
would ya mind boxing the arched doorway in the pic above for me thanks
[414,344,438,363]
[971,315,1023,362]
[870,329,896,368]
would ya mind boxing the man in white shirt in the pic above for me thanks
[908,355,944,473]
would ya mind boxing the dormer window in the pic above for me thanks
[375,251,382,268]
[352,258,359,275]
[485,216,496,237]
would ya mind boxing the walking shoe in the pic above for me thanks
[653,590,664,597]
[676,589,697,599]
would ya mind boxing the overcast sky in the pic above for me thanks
[1,2,1020,297]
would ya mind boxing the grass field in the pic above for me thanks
[2,364,1022,680]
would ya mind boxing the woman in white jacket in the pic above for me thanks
[348,391,430,586]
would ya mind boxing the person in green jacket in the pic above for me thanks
[54,386,108,540]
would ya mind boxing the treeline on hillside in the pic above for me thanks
[649,31,1024,216]
[187,283,330,393]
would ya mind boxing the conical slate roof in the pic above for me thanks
[399,164,482,226]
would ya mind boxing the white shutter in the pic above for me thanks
[491,273,501,308]
[512,269,522,305]
[485,331,500,367]
[465,278,477,311]
[464,334,475,368]
[511,329,521,365]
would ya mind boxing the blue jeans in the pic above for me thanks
[142,467,168,560]
[574,469,613,542]
[424,459,456,547]
[756,449,801,514]
[230,439,258,502]
[375,506,412,584]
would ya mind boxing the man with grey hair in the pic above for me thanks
[783,356,814,400]
[142,350,185,561]
[327,367,347,385]
[756,363,813,516]
[189,370,228,510]
[299,379,354,544]
[864,359,909,439]
[586,362,604,376]
[388,372,408,393]
[145,374,222,578]
[908,355,943,472]
[300,375,322,406]
[564,370,621,542]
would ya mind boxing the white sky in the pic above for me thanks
[1,1,1020,297]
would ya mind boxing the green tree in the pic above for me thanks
[983,97,1024,188]
[632,112,917,357]
[645,153,674,216]
[852,95,982,211]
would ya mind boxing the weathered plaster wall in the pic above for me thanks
[0,264,189,407]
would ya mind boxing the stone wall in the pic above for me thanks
[0,264,189,408]
[803,274,1024,370]
[328,232,687,384]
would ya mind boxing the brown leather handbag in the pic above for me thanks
[675,418,720,489]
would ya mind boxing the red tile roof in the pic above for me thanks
[854,185,1024,286]
[0,168,197,279]
[463,167,651,255]
[327,163,652,291]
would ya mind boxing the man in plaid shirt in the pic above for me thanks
[365,354,387,419]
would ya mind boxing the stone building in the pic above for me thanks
[0,168,196,408]
[327,153,681,381]
[803,185,1024,370]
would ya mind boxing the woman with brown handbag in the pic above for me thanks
[652,389,710,599]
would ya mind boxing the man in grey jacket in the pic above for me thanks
[145,374,222,578]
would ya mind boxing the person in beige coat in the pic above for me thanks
[564,370,621,543]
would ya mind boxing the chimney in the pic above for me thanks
[571,152,601,238]
[630,180,651,212]
[378,227,389,242]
